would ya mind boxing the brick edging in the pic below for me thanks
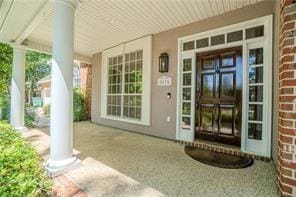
[278,0,296,196]
[176,140,271,162]
[52,175,87,196]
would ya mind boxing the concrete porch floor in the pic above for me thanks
[25,121,278,196]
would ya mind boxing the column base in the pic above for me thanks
[45,156,82,178]
[14,126,28,132]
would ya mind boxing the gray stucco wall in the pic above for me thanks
[91,0,278,158]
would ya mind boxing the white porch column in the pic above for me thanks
[10,46,27,131]
[45,0,81,177]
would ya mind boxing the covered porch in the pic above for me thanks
[24,121,277,196]
[1,0,296,195]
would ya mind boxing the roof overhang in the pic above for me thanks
[0,0,263,63]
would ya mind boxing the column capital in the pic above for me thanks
[56,0,79,9]
[10,43,27,50]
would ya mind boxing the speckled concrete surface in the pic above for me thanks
[68,157,164,197]
[34,121,278,196]
[24,126,163,196]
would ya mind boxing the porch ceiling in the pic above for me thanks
[0,0,262,62]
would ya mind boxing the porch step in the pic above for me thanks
[177,140,271,162]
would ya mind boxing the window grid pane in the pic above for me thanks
[107,55,123,117]
[181,58,192,130]
[122,50,143,120]
[183,41,195,51]
[246,25,264,39]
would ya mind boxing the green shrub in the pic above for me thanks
[0,122,52,196]
[40,88,86,122]
[0,97,9,120]
[25,111,35,128]
[43,104,50,116]
[73,88,86,122]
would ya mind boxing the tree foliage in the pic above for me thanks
[0,43,51,120]
[25,51,51,103]
[0,43,12,119]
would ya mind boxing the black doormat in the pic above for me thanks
[185,146,253,169]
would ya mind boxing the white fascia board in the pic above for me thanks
[23,40,91,63]
[14,0,52,44]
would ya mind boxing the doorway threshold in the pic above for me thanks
[177,139,270,162]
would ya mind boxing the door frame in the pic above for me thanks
[176,15,273,157]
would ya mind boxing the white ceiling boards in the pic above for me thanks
[0,0,262,60]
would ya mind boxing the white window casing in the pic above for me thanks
[101,35,152,126]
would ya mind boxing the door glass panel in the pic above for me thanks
[220,106,233,135]
[249,66,263,83]
[221,72,234,97]
[248,104,263,121]
[183,73,192,86]
[227,30,243,43]
[211,34,225,46]
[201,106,214,132]
[183,59,192,72]
[246,25,264,39]
[183,41,194,51]
[249,86,263,102]
[221,53,235,67]
[249,48,263,65]
[183,88,191,101]
[182,102,191,115]
[196,38,209,49]
[202,73,214,97]
[248,123,262,140]
[202,56,215,70]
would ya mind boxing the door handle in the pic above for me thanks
[196,103,199,109]
[216,67,220,73]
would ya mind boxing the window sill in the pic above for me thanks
[101,115,150,126]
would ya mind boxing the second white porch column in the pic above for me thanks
[45,0,80,177]
[10,46,26,131]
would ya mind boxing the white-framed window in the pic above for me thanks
[101,36,151,125]
[73,63,80,88]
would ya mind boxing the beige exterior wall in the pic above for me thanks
[91,0,278,156]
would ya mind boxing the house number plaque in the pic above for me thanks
[157,76,172,86]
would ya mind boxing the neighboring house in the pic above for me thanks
[37,61,92,117]
[37,75,51,106]
[1,0,295,195]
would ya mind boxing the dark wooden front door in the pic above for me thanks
[195,47,242,146]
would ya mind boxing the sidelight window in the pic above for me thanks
[181,58,193,130]
[247,47,264,140]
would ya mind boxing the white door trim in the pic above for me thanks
[176,15,273,157]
